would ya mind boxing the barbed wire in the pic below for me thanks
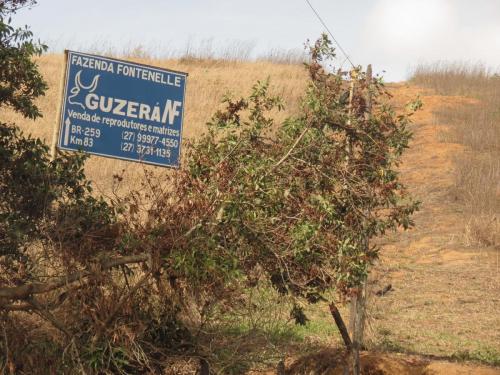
[304,0,356,69]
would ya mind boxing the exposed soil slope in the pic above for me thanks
[284,350,499,375]
[368,84,499,357]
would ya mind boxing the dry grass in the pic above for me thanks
[1,53,307,196]
[411,63,500,248]
[411,62,499,97]
[73,39,308,65]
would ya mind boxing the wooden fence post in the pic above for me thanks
[348,64,373,375]
[345,69,356,158]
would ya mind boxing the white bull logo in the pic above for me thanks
[68,70,100,109]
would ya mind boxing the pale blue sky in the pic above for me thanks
[15,0,500,81]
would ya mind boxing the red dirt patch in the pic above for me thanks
[280,350,500,375]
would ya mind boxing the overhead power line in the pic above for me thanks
[304,0,356,68]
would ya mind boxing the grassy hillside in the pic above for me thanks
[3,54,307,194]
[367,83,499,367]
[2,55,499,373]
[411,63,499,247]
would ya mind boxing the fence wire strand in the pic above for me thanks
[304,0,356,69]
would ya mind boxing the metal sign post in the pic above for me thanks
[50,50,68,161]
[53,51,188,168]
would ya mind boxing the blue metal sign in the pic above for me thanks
[57,51,187,168]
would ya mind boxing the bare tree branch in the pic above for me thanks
[94,271,152,343]
[272,125,311,169]
[0,254,149,301]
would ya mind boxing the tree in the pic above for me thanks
[168,34,421,373]
[0,3,122,373]
[0,0,116,281]
[40,34,419,372]
[181,34,420,301]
